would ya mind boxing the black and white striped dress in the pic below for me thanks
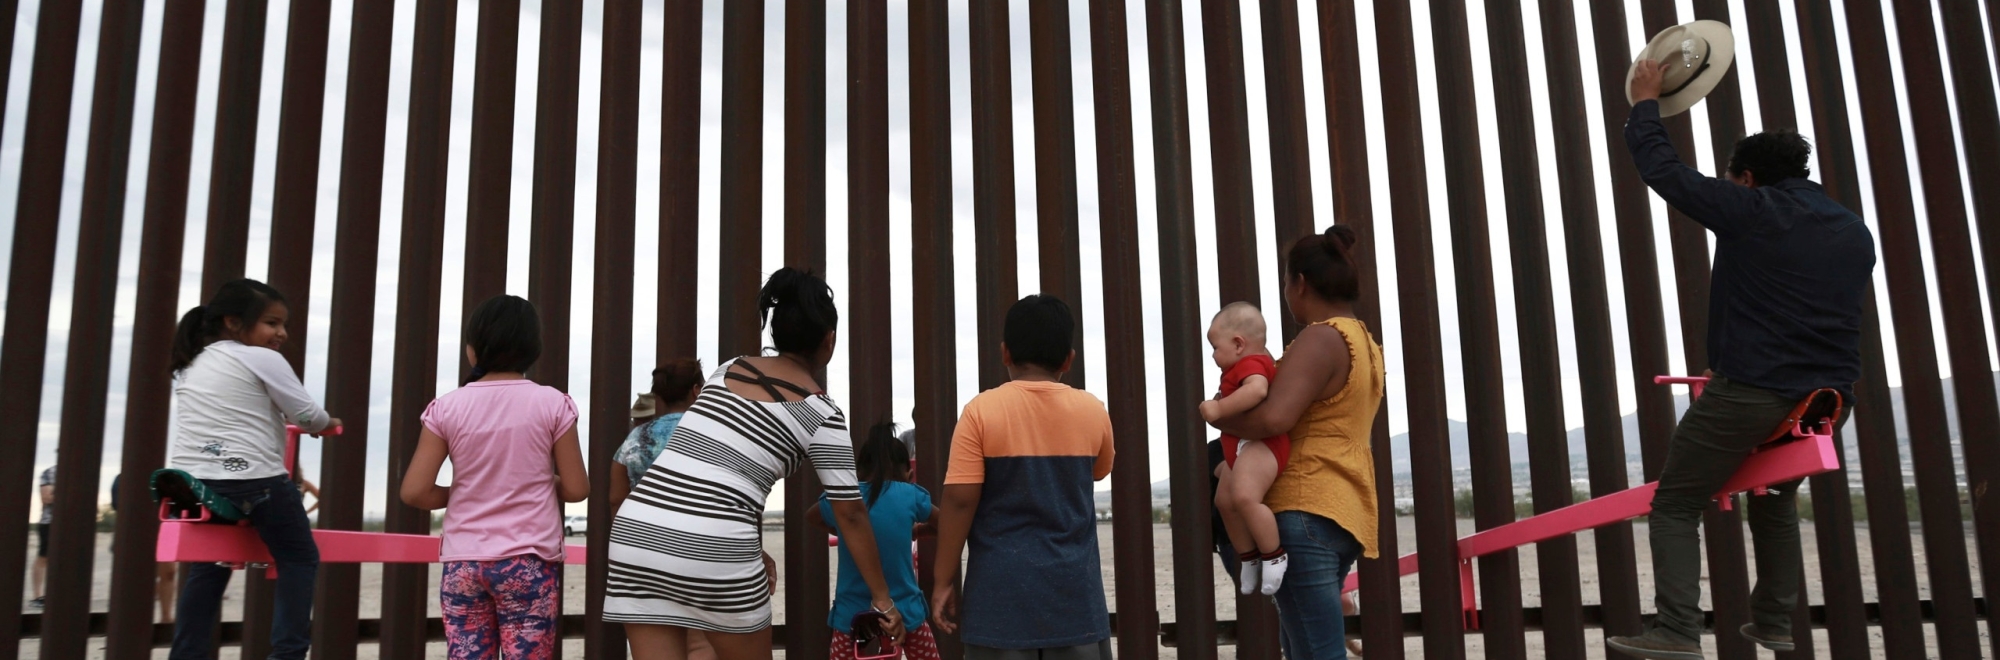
[602,358,859,632]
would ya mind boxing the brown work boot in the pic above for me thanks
[1739,623,1795,651]
[1607,630,1706,660]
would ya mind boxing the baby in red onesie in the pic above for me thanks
[1198,302,1292,596]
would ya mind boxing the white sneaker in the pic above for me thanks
[1259,553,1289,596]
[1239,561,1261,595]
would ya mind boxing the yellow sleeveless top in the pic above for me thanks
[1264,316,1385,558]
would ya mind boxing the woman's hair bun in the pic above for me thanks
[758,267,839,356]
[1323,225,1358,255]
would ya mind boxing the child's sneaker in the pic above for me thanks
[1237,552,1261,595]
[1259,550,1289,595]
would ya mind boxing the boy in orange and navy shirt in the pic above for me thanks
[930,295,1115,660]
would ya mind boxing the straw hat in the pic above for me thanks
[1626,20,1735,117]
[630,393,658,419]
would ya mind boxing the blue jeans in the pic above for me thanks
[171,476,320,660]
[1272,511,1363,660]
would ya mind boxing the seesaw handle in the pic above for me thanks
[283,424,343,480]
[1654,375,1710,401]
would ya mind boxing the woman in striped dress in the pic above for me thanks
[605,268,904,659]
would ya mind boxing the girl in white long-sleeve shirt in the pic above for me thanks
[165,279,341,660]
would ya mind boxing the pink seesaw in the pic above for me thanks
[1340,376,1843,630]
[157,425,588,578]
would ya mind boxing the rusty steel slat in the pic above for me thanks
[1586,0,1675,483]
[1199,0,1257,306]
[529,0,582,393]
[659,0,701,359]
[1029,0,1086,389]
[780,2,832,655]
[104,4,208,658]
[0,0,83,652]
[1988,0,2000,380]
[1741,1,1834,652]
[1638,0,1714,375]
[909,1,958,657]
[1312,0,1403,653]
[382,2,459,657]
[1534,0,1644,636]
[783,0,826,275]
[241,2,337,654]
[1741,0,1796,129]
[1731,0,1821,654]
[201,0,271,292]
[1483,0,1584,655]
[1258,0,1313,345]
[1929,3,2000,653]
[306,2,395,657]
[0,0,15,140]
[266,0,334,375]
[1429,0,1526,655]
[1839,0,1983,656]
[969,0,1017,392]
[1653,1,1758,655]
[1084,1,1157,656]
[848,0,891,428]
[715,0,764,361]
[1375,0,1465,653]
[1884,0,2000,656]
[39,1,146,656]
[1142,2,1215,658]
[1199,1,1274,645]
[1800,2,1920,644]
[588,0,642,656]
[461,0,520,378]
[1784,2,1888,656]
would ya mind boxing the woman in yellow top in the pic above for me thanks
[1210,224,1385,660]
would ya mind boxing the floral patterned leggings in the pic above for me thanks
[441,556,561,660]
[830,623,941,660]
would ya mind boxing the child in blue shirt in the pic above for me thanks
[820,423,939,660]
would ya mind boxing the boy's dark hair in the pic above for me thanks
[1727,130,1811,184]
[171,279,287,373]
[1286,225,1361,302]
[652,358,705,406]
[759,267,840,355]
[463,295,542,383]
[1003,294,1075,372]
[857,421,911,505]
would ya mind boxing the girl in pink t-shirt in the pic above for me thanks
[401,295,590,660]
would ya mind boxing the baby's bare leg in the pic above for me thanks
[1214,464,1257,560]
[1230,440,1283,553]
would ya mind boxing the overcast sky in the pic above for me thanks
[3,0,1996,519]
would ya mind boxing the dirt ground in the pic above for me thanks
[18,519,1990,658]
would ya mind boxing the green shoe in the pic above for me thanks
[1607,631,1705,660]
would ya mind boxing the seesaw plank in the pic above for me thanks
[157,523,589,565]
[1341,433,1839,593]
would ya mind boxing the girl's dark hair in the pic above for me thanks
[758,267,839,356]
[463,295,542,384]
[171,279,287,373]
[1286,225,1361,302]
[857,421,910,505]
[652,358,706,406]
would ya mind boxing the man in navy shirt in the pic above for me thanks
[1607,60,1876,660]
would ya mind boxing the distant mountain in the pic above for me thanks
[1092,372,1994,510]
[1384,372,1996,467]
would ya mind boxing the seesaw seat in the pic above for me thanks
[155,425,587,570]
[1339,377,1844,630]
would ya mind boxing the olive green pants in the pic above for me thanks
[1648,376,1850,643]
